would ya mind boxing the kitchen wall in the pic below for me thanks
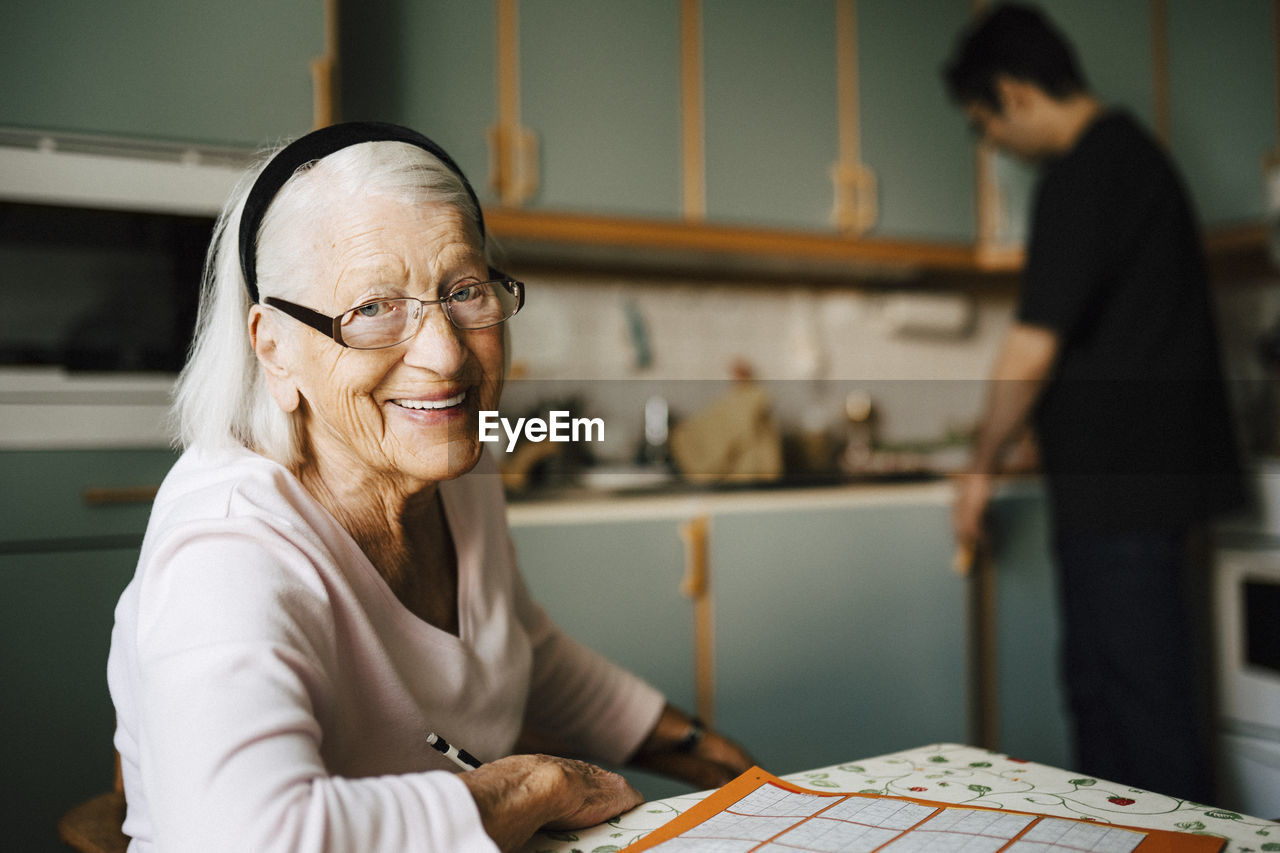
[1215,272,1280,457]
[501,271,1004,467]
[498,266,1280,472]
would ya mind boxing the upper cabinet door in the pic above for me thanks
[860,0,975,243]
[519,0,683,218]
[0,0,323,148]
[1043,0,1158,129]
[702,0,841,231]
[341,0,498,206]
[1167,0,1276,228]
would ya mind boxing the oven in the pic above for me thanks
[1214,539,1280,817]
[0,127,247,374]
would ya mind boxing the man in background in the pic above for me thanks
[943,3,1243,803]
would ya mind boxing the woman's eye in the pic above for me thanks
[449,285,478,303]
[354,300,407,319]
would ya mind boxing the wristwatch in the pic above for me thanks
[675,717,706,754]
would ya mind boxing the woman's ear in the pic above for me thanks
[249,306,301,413]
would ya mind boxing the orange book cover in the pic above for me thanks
[624,767,1227,853]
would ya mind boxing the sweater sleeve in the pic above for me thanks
[507,546,666,766]
[123,525,498,853]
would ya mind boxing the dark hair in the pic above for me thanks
[943,3,1088,112]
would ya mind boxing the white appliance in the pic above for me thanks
[1214,542,1280,818]
[0,127,252,447]
[0,125,249,216]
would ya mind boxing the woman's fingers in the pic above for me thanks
[541,757,644,830]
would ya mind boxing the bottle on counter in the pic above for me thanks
[635,394,671,468]
[839,390,878,475]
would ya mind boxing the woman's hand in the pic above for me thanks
[461,754,642,852]
[539,758,643,830]
[628,705,755,790]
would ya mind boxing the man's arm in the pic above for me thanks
[953,322,1060,549]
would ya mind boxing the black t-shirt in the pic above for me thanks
[1018,110,1243,532]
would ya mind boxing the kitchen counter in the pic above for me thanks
[506,474,1047,526]
[0,368,1040,522]
[505,476,962,526]
[0,367,174,449]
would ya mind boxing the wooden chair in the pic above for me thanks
[57,751,128,853]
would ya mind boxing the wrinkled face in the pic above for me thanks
[262,196,504,487]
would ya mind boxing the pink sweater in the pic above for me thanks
[107,446,664,852]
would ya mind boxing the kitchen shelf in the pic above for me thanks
[488,206,1274,287]
[487,205,989,285]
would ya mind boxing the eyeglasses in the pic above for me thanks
[264,276,525,350]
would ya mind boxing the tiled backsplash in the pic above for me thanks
[504,269,1280,468]
[505,271,1010,466]
[5,266,1276,459]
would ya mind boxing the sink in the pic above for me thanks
[578,465,677,492]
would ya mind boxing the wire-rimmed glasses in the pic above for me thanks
[264,276,524,350]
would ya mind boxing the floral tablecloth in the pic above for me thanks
[518,743,1279,853]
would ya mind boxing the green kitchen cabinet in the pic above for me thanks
[0,448,175,850]
[0,0,323,148]
[1167,0,1276,228]
[0,548,138,853]
[0,449,177,546]
[987,484,1072,770]
[337,0,1279,251]
[6,0,1277,255]
[859,0,977,242]
[701,0,841,232]
[0,448,176,852]
[509,515,698,799]
[710,501,968,777]
[340,0,498,207]
[343,0,680,217]
[509,487,1066,795]
[519,0,684,218]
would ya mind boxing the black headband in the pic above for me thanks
[237,121,485,303]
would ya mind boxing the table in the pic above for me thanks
[518,743,1279,853]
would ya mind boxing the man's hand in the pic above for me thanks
[953,322,1058,561]
[953,471,995,554]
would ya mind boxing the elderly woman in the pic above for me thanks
[106,121,751,852]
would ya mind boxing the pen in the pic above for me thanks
[427,732,483,771]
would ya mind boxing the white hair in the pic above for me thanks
[172,139,484,467]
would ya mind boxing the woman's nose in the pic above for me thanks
[401,304,468,375]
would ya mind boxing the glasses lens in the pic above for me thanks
[339,298,417,348]
[447,280,522,330]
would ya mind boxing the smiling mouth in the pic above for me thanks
[390,391,468,411]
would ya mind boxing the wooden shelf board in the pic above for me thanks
[485,206,1273,286]
[487,206,982,281]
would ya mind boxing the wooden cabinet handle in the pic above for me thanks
[679,515,709,599]
[967,544,999,750]
[82,485,159,507]
[679,515,715,725]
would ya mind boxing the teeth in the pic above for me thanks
[393,391,466,410]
